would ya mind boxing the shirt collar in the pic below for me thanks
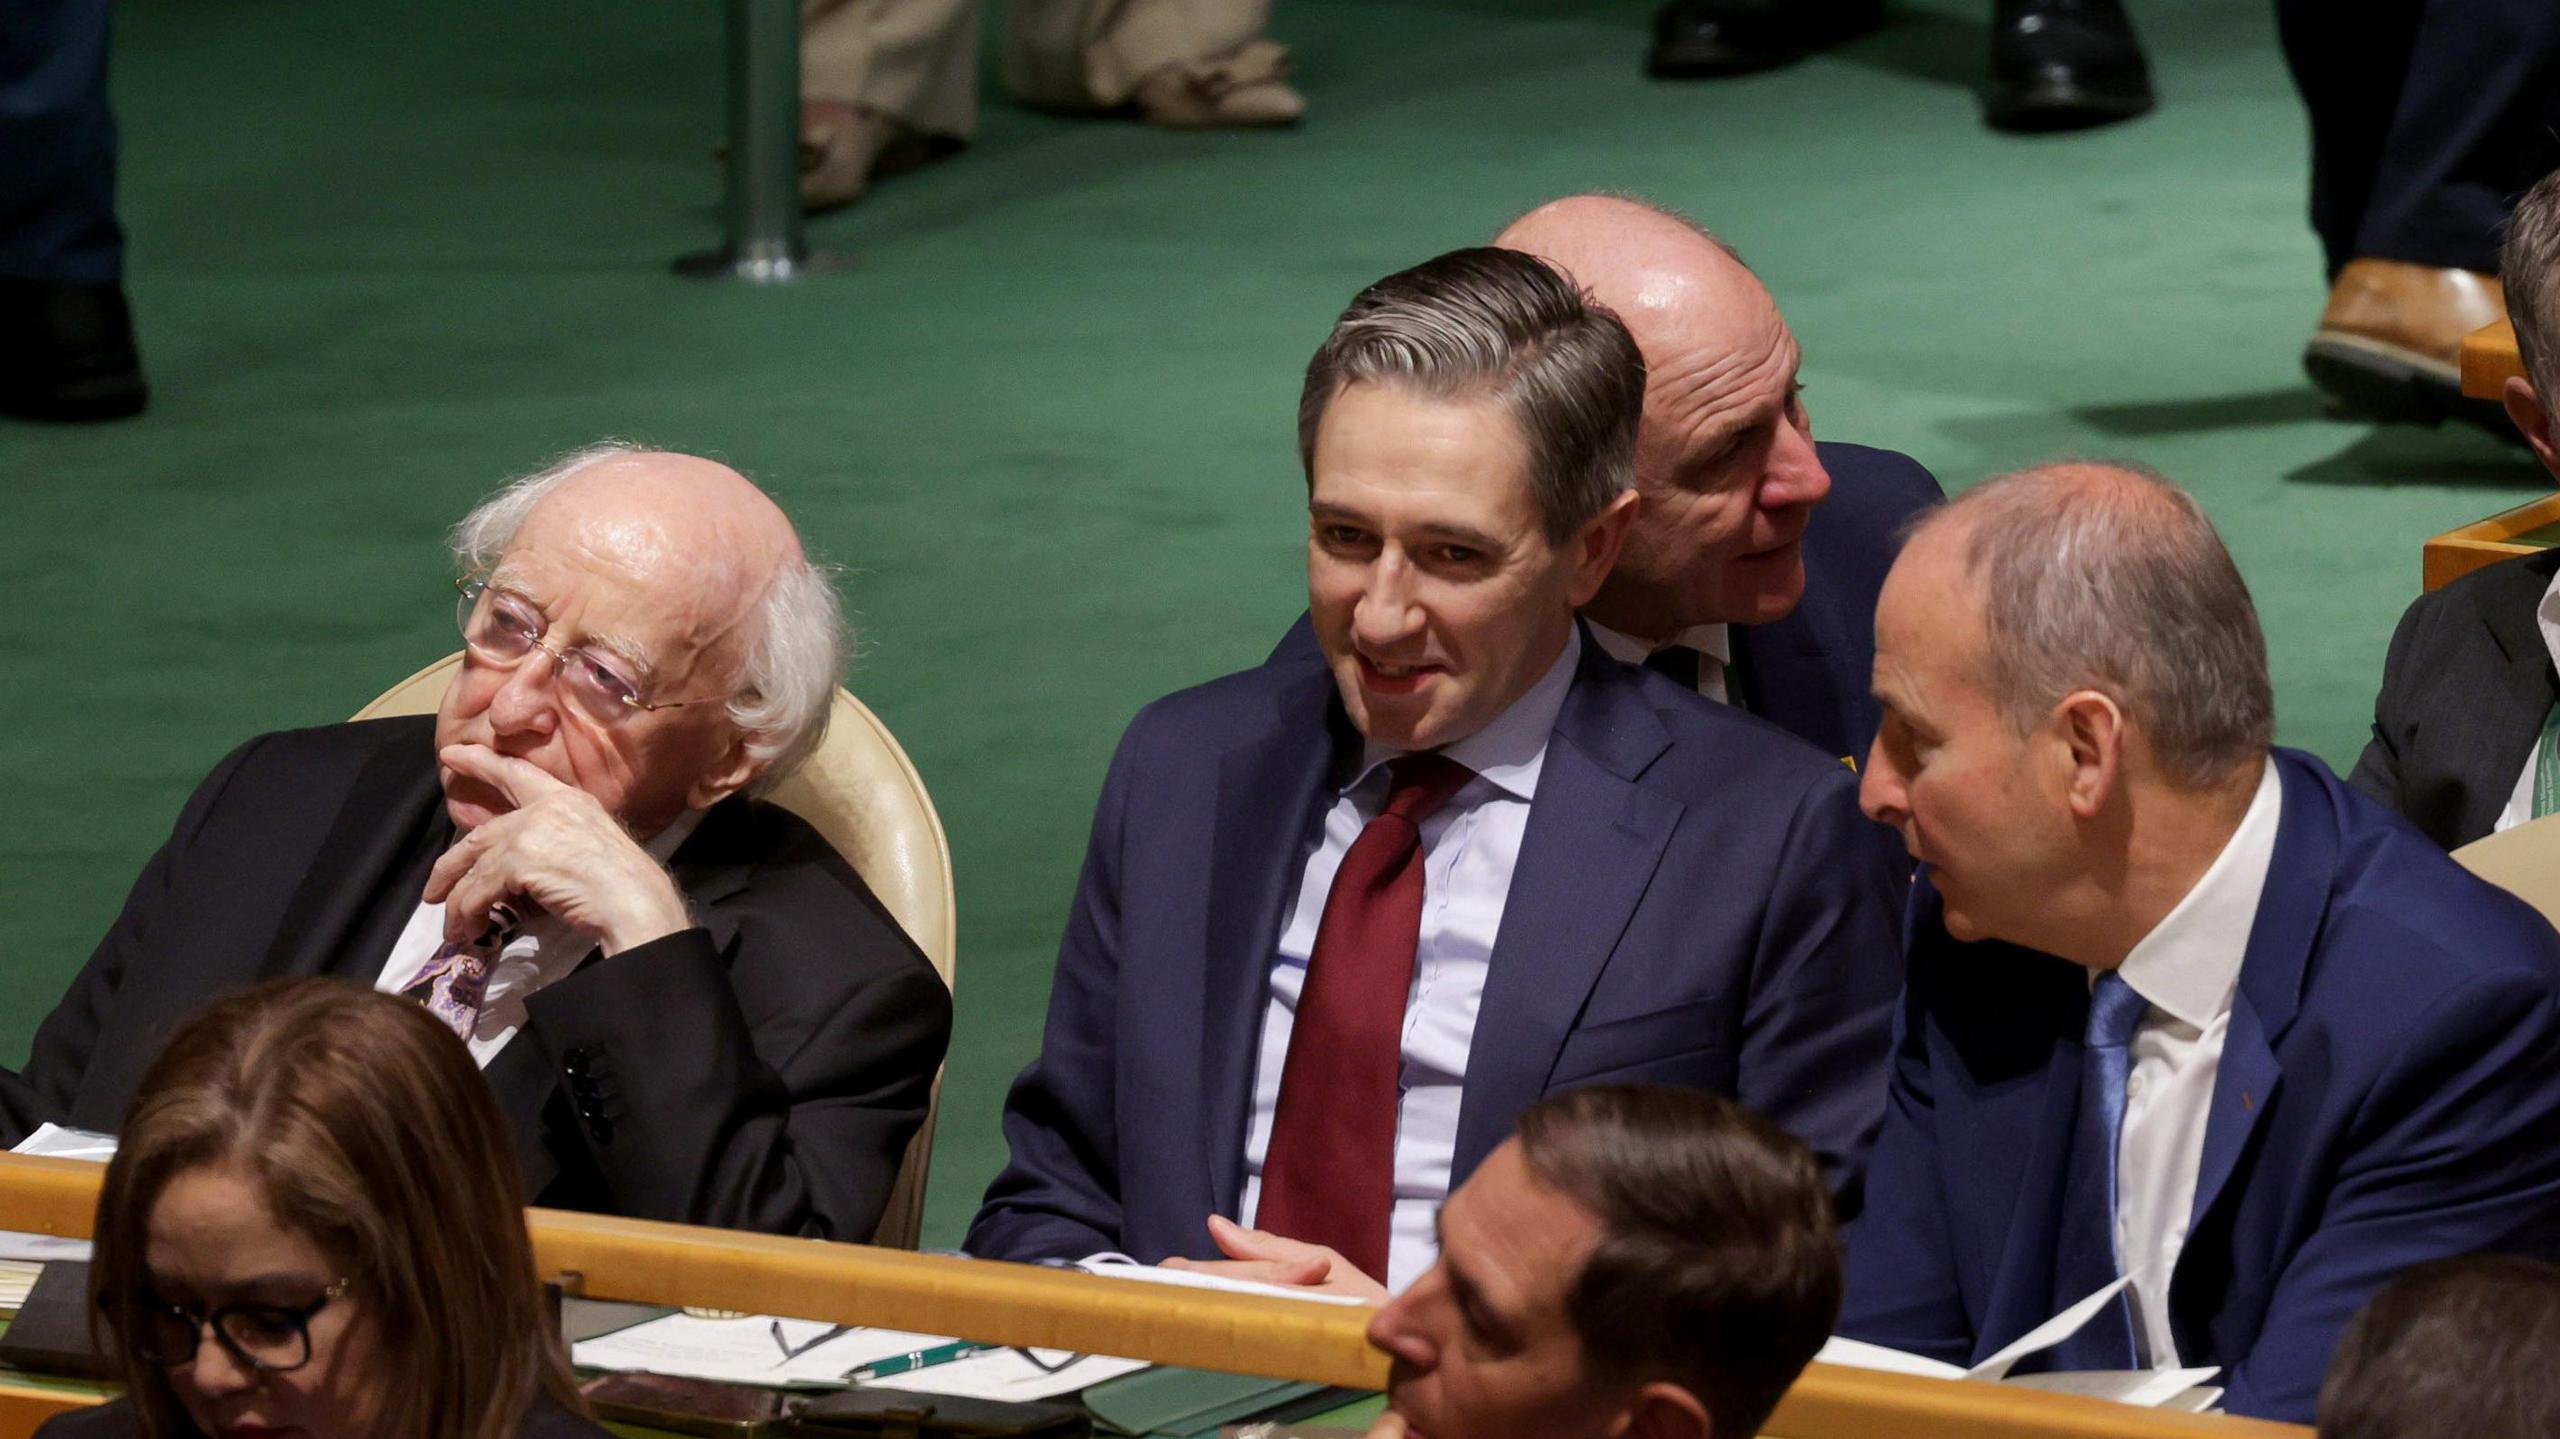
[1584,619,1731,669]
[1344,626,1580,804]
[2534,566,2560,677]
[2113,757,2283,1030]
[645,808,706,864]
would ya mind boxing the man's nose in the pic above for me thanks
[1365,1270,1444,1369]
[1352,556,1425,649]
[484,648,563,740]
[1858,738,1906,826]
[1760,417,1832,515]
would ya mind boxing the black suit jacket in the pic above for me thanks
[1730,442,1944,765]
[38,1394,613,1439]
[2349,548,2560,848]
[0,715,951,1241]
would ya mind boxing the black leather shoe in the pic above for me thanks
[0,278,147,423]
[1982,0,2154,132]
[1648,0,1887,79]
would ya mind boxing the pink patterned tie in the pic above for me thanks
[398,911,520,1040]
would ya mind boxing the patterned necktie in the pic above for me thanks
[1256,753,1477,1281]
[398,911,521,1041]
[2049,970,2150,1369]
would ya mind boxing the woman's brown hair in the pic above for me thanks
[89,978,582,1439]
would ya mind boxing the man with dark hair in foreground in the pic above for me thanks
[1367,1083,1841,1439]
[2317,1255,2560,1439]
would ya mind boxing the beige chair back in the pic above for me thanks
[352,654,956,1248]
[2453,810,2560,937]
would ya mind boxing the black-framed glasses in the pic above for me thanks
[452,574,727,721]
[112,1278,352,1373]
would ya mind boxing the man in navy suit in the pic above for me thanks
[1839,461,2560,1423]
[968,247,1904,1294]
[1496,194,1943,769]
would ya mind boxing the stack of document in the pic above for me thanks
[0,1231,95,1312]
[1817,1278,2222,1411]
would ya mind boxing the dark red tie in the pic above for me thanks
[1256,753,1477,1280]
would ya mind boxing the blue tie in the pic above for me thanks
[2048,971,2149,1370]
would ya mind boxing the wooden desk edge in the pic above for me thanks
[2462,319,2523,402]
[2424,490,2560,591]
[0,1154,2313,1439]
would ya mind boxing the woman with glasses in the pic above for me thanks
[45,978,610,1439]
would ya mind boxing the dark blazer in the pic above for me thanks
[965,626,1907,1266]
[36,1393,614,1439]
[1839,750,2560,1423]
[1729,442,1943,765]
[2349,547,2560,848]
[0,715,951,1242]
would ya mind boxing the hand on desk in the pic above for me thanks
[1363,1412,1408,1439]
[428,744,692,955]
[1160,1215,1390,1302]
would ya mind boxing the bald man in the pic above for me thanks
[1497,195,1942,768]
[0,443,951,1242]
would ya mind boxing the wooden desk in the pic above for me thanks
[2462,319,2524,401]
[2423,491,2560,590]
[0,1154,2307,1439]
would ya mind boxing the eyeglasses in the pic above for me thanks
[113,1279,352,1373]
[453,575,726,721]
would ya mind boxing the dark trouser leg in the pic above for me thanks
[0,0,122,286]
[2277,0,2560,279]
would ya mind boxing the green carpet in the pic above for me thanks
[1,0,2544,1248]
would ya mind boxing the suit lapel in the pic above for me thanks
[2466,582,2560,839]
[2184,755,2327,1247]
[1451,649,1677,1177]
[1199,662,1347,1218]
[263,722,448,982]
[1979,1018,2093,1354]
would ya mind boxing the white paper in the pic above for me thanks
[0,1259,40,1310]
[2008,1367,2222,1407]
[0,1229,93,1264]
[863,1348,1150,1401]
[1073,1255,1372,1306]
[1815,1336,1965,1379]
[571,1313,953,1386]
[1966,1276,2136,1380]
[10,1124,116,1162]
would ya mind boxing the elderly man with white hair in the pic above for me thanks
[0,443,951,1242]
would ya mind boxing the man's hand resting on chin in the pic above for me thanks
[426,744,692,954]
[1160,1215,1391,1302]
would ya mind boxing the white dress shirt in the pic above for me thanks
[1586,619,1734,706]
[372,809,702,1069]
[1239,629,1581,1292]
[2492,567,2560,833]
[2108,757,2282,1367]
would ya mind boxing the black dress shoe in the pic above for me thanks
[0,277,148,423]
[1648,0,1887,79]
[1983,0,2154,132]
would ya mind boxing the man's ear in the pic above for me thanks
[685,730,766,812]
[1614,1381,1713,1439]
[2505,375,2560,482]
[1566,489,1643,607]
[2049,689,2125,819]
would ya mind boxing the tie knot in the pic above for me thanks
[1380,753,1476,825]
[2086,971,2148,1049]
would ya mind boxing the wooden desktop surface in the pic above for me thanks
[0,1154,2307,1439]
[2462,319,2523,400]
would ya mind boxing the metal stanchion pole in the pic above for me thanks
[677,0,844,281]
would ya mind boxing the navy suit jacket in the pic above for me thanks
[966,627,1906,1266]
[1839,750,2560,1422]
[1729,442,1943,765]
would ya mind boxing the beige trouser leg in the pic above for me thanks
[1002,0,1277,110]
[801,0,982,140]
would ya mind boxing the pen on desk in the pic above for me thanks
[772,1321,853,1362]
[848,1341,995,1379]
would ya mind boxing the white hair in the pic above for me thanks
[448,441,849,793]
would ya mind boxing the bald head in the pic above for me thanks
[1494,194,1830,636]
[1913,460,2273,789]
[447,443,848,804]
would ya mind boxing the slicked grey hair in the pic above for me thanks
[448,441,848,793]
[2504,168,2560,414]
[1297,247,1644,542]
[1919,461,2274,790]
